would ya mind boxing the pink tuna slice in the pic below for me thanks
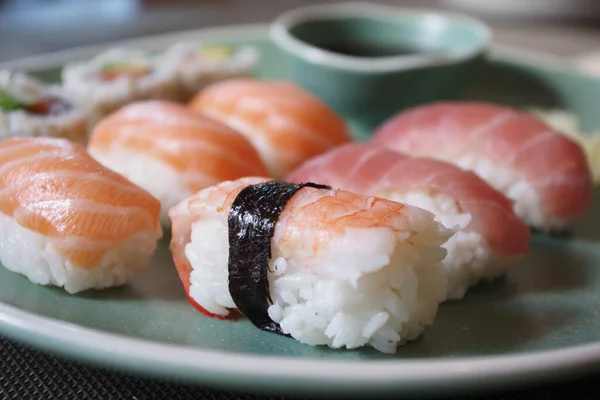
[371,102,593,221]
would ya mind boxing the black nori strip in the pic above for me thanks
[227,180,330,336]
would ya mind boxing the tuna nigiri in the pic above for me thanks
[286,142,531,300]
[188,78,351,178]
[88,100,268,225]
[372,102,594,231]
[0,137,162,294]
[169,177,452,353]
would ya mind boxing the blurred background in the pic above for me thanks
[1,0,600,67]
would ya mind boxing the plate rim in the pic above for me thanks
[1,22,600,397]
[2,299,600,397]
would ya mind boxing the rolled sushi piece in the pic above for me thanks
[160,42,259,101]
[169,176,453,353]
[188,78,352,178]
[0,137,162,294]
[372,102,594,233]
[88,100,269,226]
[286,142,531,300]
[0,70,90,143]
[61,48,179,123]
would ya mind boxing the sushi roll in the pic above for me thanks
[61,48,179,123]
[160,42,259,101]
[169,177,453,353]
[286,142,531,300]
[0,137,162,294]
[87,100,269,226]
[372,102,594,232]
[188,78,351,178]
[0,70,89,143]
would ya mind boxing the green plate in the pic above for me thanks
[1,24,600,399]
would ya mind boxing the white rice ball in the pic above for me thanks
[0,212,161,294]
[450,153,565,231]
[383,190,516,300]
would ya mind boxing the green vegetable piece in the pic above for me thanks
[0,89,27,111]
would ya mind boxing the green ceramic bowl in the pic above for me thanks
[270,2,491,131]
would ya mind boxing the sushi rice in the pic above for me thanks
[382,190,516,300]
[0,71,89,143]
[61,48,180,123]
[0,212,159,294]
[451,154,565,230]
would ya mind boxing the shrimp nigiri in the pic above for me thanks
[372,102,594,232]
[87,100,268,225]
[286,142,531,300]
[188,78,351,178]
[0,137,162,293]
[169,177,452,353]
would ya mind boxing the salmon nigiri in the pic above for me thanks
[286,142,531,300]
[188,78,351,178]
[372,102,594,232]
[169,177,451,353]
[88,100,268,225]
[0,137,162,294]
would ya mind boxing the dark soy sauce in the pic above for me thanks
[319,41,423,58]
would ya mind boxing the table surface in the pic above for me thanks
[2,1,600,399]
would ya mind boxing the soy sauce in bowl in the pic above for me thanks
[270,3,491,134]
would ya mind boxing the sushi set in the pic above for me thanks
[1,3,600,398]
